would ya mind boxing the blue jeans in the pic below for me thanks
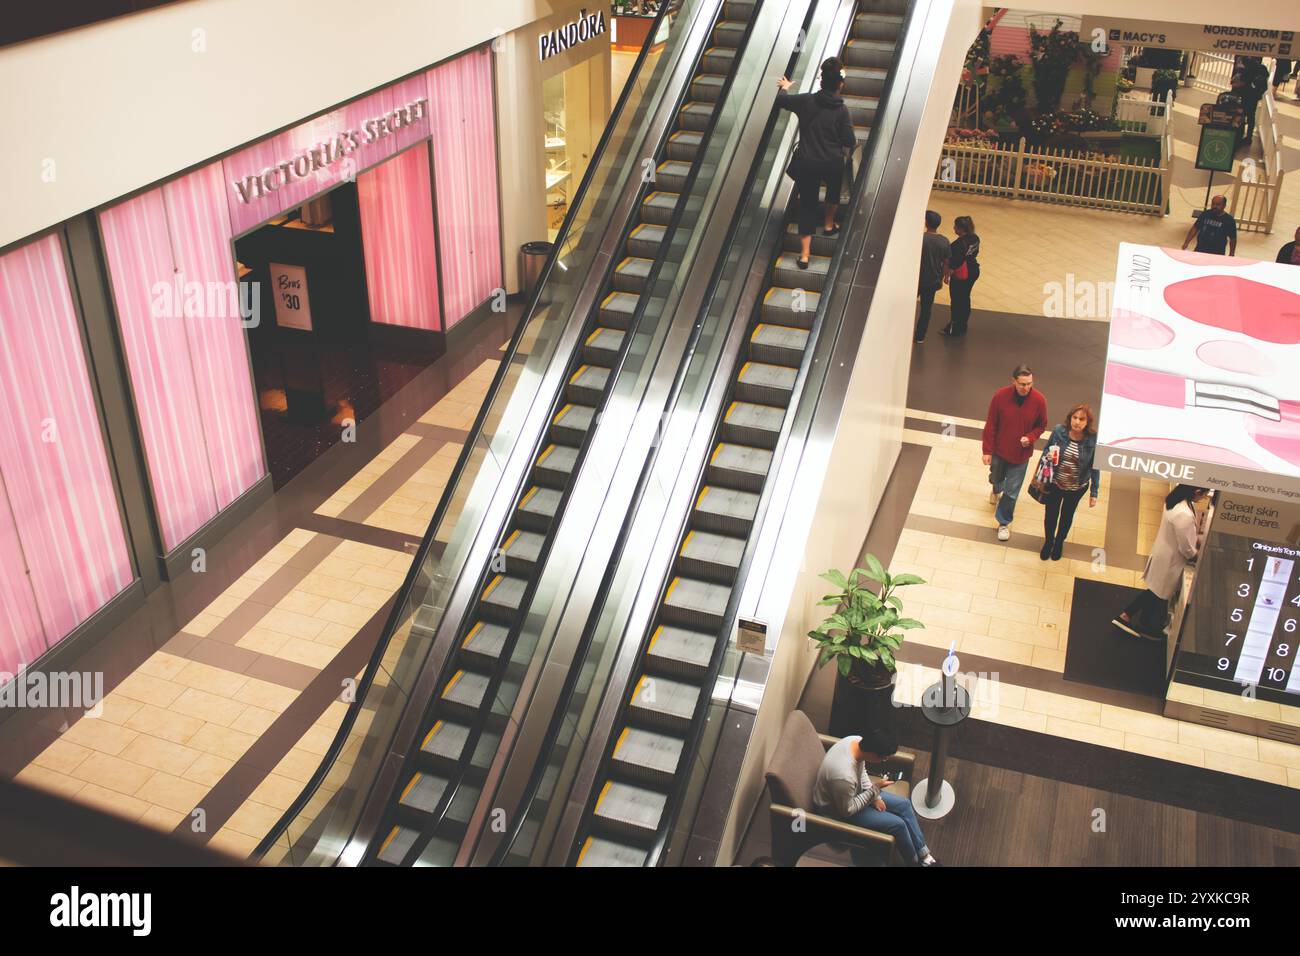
[847,790,928,865]
[990,455,1029,527]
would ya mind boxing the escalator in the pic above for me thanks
[565,0,912,867]
[366,0,766,867]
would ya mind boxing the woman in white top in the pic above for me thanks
[1112,485,1207,640]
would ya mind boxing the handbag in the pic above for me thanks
[1027,447,1055,504]
[951,257,969,282]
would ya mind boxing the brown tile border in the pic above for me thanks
[902,416,985,443]
[299,514,421,555]
[338,428,466,525]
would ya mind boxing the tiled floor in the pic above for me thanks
[9,326,507,859]
[927,86,1300,319]
[889,406,1300,791]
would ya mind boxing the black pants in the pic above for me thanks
[1123,589,1168,634]
[792,157,844,237]
[947,273,978,334]
[1043,484,1087,546]
[915,282,940,340]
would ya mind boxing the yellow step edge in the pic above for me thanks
[421,720,444,750]
[482,575,504,598]
[648,625,664,653]
[503,529,521,549]
[600,292,620,309]
[709,445,724,465]
[681,530,695,553]
[595,779,613,811]
[696,486,711,509]
[614,726,631,755]
[576,836,595,866]
[462,622,483,648]
[739,361,751,377]
[632,674,649,704]
[571,363,590,381]
[725,401,739,419]
[400,773,421,801]
[521,486,540,507]
[554,404,573,422]
[666,577,680,601]
[379,826,401,855]
[538,444,556,464]
[444,670,465,695]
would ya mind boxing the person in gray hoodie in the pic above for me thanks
[813,728,939,865]
[776,57,857,269]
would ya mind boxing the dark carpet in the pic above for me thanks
[1064,579,1167,698]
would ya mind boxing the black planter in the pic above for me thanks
[828,667,897,738]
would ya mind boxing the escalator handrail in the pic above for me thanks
[253,0,680,862]
[381,0,770,865]
[470,0,826,868]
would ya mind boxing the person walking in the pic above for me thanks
[1035,403,1101,561]
[776,57,856,270]
[1112,485,1208,639]
[1241,57,1270,142]
[1273,58,1293,96]
[982,364,1048,542]
[1275,226,1300,266]
[915,210,950,343]
[1182,194,1238,257]
[941,215,980,336]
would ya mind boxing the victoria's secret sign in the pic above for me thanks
[231,98,429,205]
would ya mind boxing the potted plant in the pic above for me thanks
[807,555,924,737]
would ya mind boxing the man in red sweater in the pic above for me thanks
[982,364,1048,540]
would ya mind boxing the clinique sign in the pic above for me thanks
[231,98,429,204]
[539,9,607,61]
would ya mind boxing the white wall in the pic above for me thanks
[0,0,595,250]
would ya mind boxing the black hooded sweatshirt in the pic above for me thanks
[776,88,856,166]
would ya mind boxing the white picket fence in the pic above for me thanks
[934,136,1170,215]
[1115,91,1173,136]
[1190,51,1235,93]
[1231,87,1284,234]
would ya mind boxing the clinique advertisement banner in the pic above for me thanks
[1097,242,1300,504]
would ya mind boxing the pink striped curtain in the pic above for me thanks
[358,145,442,331]
[99,162,265,552]
[427,48,503,326]
[0,235,133,673]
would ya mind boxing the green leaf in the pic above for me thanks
[837,655,852,677]
[879,648,896,671]
[820,569,849,590]
[885,594,903,610]
[817,646,834,669]
[861,648,879,663]
[891,573,926,587]
[858,556,887,584]
[895,618,925,630]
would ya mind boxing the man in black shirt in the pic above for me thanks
[1277,226,1300,267]
[1182,195,1238,256]
[915,210,950,343]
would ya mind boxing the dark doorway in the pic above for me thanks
[235,184,441,488]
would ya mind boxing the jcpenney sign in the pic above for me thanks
[540,9,607,61]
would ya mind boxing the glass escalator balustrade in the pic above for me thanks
[372,0,762,867]
[575,0,909,868]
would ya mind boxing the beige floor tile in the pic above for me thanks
[174,660,249,698]
[970,594,1041,626]
[170,687,248,727]
[1124,733,1205,766]
[258,606,330,640]
[1023,688,1101,724]
[138,804,189,831]
[276,637,337,670]
[183,752,236,787]
[996,580,1066,611]
[915,548,986,577]
[15,764,86,800]
[223,799,285,840]
[1099,704,1179,742]
[1203,753,1288,786]
[351,586,394,610]
[273,748,326,784]
[136,652,191,682]
[927,567,999,597]
[31,738,93,776]
[979,705,1048,733]
[915,604,991,635]
[118,735,204,777]
[1176,721,1259,760]
[236,627,292,657]
[233,679,300,713]
[316,599,373,629]
[1030,646,1065,671]
[69,751,157,796]
[978,560,1044,587]
[1045,716,1125,749]
[1258,738,1300,770]
[95,694,146,726]
[250,773,306,812]
[910,584,972,612]
[73,782,151,821]
[134,772,209,813]
[123,703,206,745]
[187,723,259,762]
[60,717,139,756]
[959,633,1035,665]
[231,705,280,737]
[208,827,261,860]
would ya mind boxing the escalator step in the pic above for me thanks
[576,836,649,867]
[707,442,773,492]
[762,286,820,325]
[552,401,595,441]
[628,673,700,732]
[377,825,420,865]
[461,619,511,664]
[781,223,838,258]
[640,191,679,226]
[735,360,798,405]
[613,255,654,293]
[398,771,449,815]
[500,528,545,576]
[712,20,746,47]
[440,668,491,713]
[568,363,610,404]
[666,129,703,161]
[626,222,667,259]
[410,600,441,640]
[471,729,503,771]
[677,530,745,583]
[844,38,897,69]
[480,573,527,624]
[700,46,736,74]
[663,575,731,630]
[723,0,756,20]
[773,253,831,293]
[693,484,759,535]
[749,322,811,366]
[518,484,563,531]
[413,836,459,867]
[844,94,880,127]
[598,291,639,329]
[854,124,871,148]
[853,11,904,40]
[534,442,580,488]
[677,101,715,132]
[583,327,625,365]
[444,782,480,826]
[654,159,693,193]
[844,65,889,97]
[646,623,718,679]
[721,401,785,448]
[592,780,667,839]
[689,75,724,104]
[420,719,471,763]
[612,726,685,784]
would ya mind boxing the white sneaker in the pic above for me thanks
[997,525,1010,541]
[988,490,998,505]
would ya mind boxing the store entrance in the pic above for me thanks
[234,183,439,488]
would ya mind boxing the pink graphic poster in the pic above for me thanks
[1098,243,1300,501]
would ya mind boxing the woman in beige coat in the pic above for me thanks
[1112,485,1208,640]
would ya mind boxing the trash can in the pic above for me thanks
[519,241,554,297]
